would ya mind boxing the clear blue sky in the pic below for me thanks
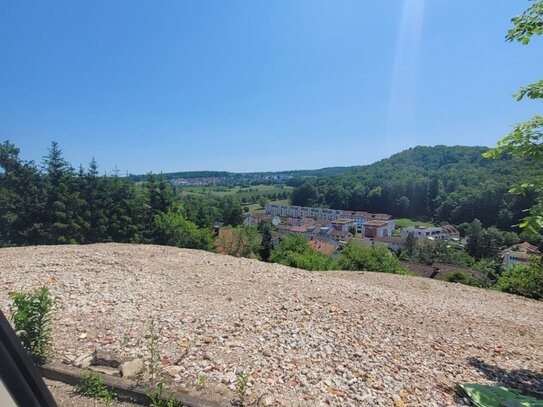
[1,1,541,174]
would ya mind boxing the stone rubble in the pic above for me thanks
[1,243,542,406]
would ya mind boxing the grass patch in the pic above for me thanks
[76,371,115,405]
[394,218,435,229]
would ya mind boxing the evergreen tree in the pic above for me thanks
[258,221,273,261]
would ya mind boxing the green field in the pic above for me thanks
[394,218,436,229]
[179,184,292,200]
[177,184,292,213]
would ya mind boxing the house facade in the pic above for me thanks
[266,204,394,233]
[401,225,459,240]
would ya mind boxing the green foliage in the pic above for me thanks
[10,287,53,365]
[146,381,183,407]
[147,318,161,381]
[411,240,475,268]
[443,271,478,287]
[75,371,115,405]
[215,225,260,258]
[269,235,331,271]
[257,221,274,261]
[496,262,543,300]
[235,371,249,407]
[153,211,213,250]
[181,194,243,228]
[506,0,543,44]
[337,241,407,274]
[197,374,207,390]
[291,145,541,230]
[485,1,543,238]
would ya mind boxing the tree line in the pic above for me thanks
[0,141,243,248]
[290,145,542,235]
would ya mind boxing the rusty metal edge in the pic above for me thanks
[40,361,227,407]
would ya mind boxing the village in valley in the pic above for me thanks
[237,203,542,278]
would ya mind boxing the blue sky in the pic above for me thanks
[1,1,542,173]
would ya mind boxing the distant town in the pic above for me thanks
[239,204,541,271]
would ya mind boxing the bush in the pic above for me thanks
[76,371,115,405]
[154,211,214,250]
[496,263,543,300]
[337,242,407,274]
[10,286,53,365]
[443,271,478,286]
[269,235,331,271]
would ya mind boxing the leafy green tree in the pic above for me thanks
[153,211,213,250]
[478,227,504,259]
[337,241,406,274]
[258,195,269,209]
[496,262,543,300]
[269,235,331,271]
[484,1,543,238]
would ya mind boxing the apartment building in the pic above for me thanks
[401,225,459,240]
[266,204,394,234]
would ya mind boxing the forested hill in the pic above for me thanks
[291,145,543,230]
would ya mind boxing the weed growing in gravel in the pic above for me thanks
[235,371,250,406]
[146,381,184,407]
[147,317,161,381]
[197,373,207,390]
[76,371,115,405]
[10,286,53,365]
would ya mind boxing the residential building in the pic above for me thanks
[308,238,338,256]
[401,225,459,240]
[361,220,393,238]
[265,204,393,232]
[501,242,542,268]
[243,213,281,227]
[331,219,356,232]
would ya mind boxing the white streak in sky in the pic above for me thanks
[386,0,425,140]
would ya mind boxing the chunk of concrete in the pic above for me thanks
[92,350,122,368]
[120,358,143,378]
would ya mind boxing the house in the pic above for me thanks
[401,225,459,240]
[308,238,338,256]
[374,236,407,252]
[276,224,309,236]
[501,242,542,268]
[265,204,393,232]
[361,220,392,238]
[331,219,356,233]
[243,213,281,227]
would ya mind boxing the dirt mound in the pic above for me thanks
[1,244,542,406]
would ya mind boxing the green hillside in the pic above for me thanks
[291,145,543,230]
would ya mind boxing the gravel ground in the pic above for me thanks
[1,243,542,407]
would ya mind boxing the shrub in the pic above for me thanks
[443,271,478,286]
[10,286,53,365]
[75,371,115,405]
[496,263,543,300]
[215,226,259,258]
[154,211,214,250]
[269,235,331,271]
[337,242,407,274]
